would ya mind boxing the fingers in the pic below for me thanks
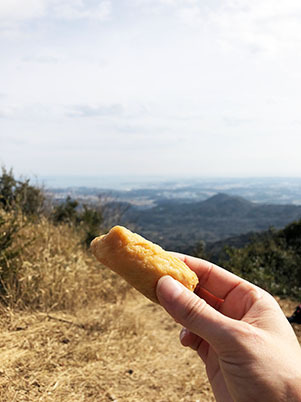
[180,328,209,363]
[180,327,200,348]
[156,276,238,350]
[196,286,223,311]
[172,252,254,300]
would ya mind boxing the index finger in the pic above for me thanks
[171,252,252,300]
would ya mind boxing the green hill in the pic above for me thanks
[122,193,301,252]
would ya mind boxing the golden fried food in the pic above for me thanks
[90,225,198,303]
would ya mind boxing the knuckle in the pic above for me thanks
[182,296,207,326]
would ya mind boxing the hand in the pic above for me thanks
[156,253,301,402]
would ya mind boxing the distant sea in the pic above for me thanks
[37,175,170,190]
[38,175,234,190]
[38,175,301,190]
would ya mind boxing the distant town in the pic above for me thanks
[45,177,301,207]
[42,177,301,255]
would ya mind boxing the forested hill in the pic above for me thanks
[220,219,301,299]
[121,193,301,252]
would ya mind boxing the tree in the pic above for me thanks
[51,197,103,247]
[80,204,103,247]
[52,196,79,225]
[0,167,45,216]
[221,221,301,299]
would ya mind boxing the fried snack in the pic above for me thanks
[90,225,198,303]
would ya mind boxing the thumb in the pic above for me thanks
[156,276,237,349]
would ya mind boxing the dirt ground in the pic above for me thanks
[0,289,214,402]
[0,292,300,402]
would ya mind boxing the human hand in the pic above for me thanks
[156,254,301,402]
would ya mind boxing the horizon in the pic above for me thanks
[40,175,301,206]
[35,174,301,190]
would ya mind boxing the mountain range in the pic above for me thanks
[118,193,301,253]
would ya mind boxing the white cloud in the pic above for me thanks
[129,0,205,22]
[132,0,198,8]
[67,103,123,117]
[0,105,17,118]
[210,0,301,55]
[131,0,301,54]
[22,54,59,64]
[175,5,202,25]
[0,0,46,21]
[51,0,111,21]
[0,0,111,25]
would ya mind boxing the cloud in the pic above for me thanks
[210,0,301,55]
[0,0,111,24]
[131,0,199,9]
[129,0,205,23]
[50,0,111,21]
[0,0,45,37]
[22,54,59,64]
[138,0,200,17]
[0,105,17,119]
[0,0,46,21]
[222,115,256,128]
[131,0,301,54]
[175,4,202,25]
[67,103,123,118]
[0,134,27,146]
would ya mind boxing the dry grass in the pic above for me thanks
[0,291,215,401]
[1,212,129,310]
[0,214,300,401]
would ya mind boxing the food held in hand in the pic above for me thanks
[90,226,198,303]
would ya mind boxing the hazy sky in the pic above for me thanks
[1,0,301,179]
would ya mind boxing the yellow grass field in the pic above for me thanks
[0,290,216,401]
[0,214,300,401]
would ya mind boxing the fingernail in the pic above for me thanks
[180,328,187,342]
[156,276,184,304]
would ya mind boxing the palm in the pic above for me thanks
[178,254,268,402]
[199,285,262,402]
[204,346,233,402]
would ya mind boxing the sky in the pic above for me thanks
[1,0,301,181]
